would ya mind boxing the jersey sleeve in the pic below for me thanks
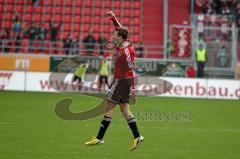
[110,17,123,29]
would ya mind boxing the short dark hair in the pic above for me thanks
[116,27,128,40]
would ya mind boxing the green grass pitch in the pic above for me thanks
[0,91,240,159]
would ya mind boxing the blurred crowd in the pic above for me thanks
[194,0,240,26]
[0,12,144,56]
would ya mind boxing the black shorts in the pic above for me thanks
[72,75,82,83]
[99,75,108,85]
[106,78,131,104]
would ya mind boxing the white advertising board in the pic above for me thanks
[1,71,240,100]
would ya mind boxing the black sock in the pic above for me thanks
[96,116,112,140]
[127,117,140,139]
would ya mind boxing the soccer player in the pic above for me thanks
[72,63,89,84]
[99,58,110,92]
[85,11,144,151]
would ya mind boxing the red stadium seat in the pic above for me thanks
[104,25,110,32]
[55,0,63,6]
[93,25,101,32]
[114,1,121,9]
[133,18,140,26]
[83,16,91,24]
[93,33,99,40]
[93,16,101,24]
[114,9,120,17]
[84,8,91,15]
[4,13,12,20]
[95,0,101,8]
[26,6,33,13]
[124,1,131,8]
[43,14,51,22]
[55,7,62,14]
[133,10,140,17]
[65,7,72,15]
[64,24,71,31]
[4,21,12,28]
[124,9,131,17]
[85,1,92,7]
[83,24,90,31]
[17,0,25,5]
[75,7,82,15]
[54,15,61,22]
[63,15,71,23]
[35,6,43,13]
[95,8,101,16]
[16,6,24,13]
[34,14,42,22]
[75,0,82,7]
[45,6,52,14]
[6,0,14,4]
[123,18,130,25]
[133,26,140,33]
[73,24,81,31]
[0,5,3,13]
[5,5,13,12]
[103,0,111,8]
[73,16,81,23]
[65,0,72,6]
[133,35,139,42]
[133,1,141,8]
[45,0,53,6]
[24,14,32,21]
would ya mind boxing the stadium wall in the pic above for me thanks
[0,71,239,100]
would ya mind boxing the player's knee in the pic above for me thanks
[104,111,113,118]
[121,111,133,120]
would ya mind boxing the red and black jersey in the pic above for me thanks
[113,45,136,79]
[110,16,136,79]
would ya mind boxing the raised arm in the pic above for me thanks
[107,11,123,29]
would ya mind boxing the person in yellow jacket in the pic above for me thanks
[99,59,109,91]
[72,63,89,83]
[196,44,207,78]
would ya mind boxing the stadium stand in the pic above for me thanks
[0,0,142,55]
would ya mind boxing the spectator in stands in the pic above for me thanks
[63,34,73,55]
[194,0,203,13]
[135,41,144,58]
[49,21,62,54]
[49,21,62,42]
[196,44,207,78]
[32,0,39,7]
[195,0,240,15]
[221,1,231,14]
[37,23,48,53]
[98,33,107,56]
[0,28,10,53]
[83,31,96,55]
[72,37,80,55]
[195,34,206,50]
[217,46,228,67]
[229,0,239,17]
[167,38,174,57]
[185,63,196,78]
[25,22,38,53]
[15,34,22,53]
[12,12,21,40]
